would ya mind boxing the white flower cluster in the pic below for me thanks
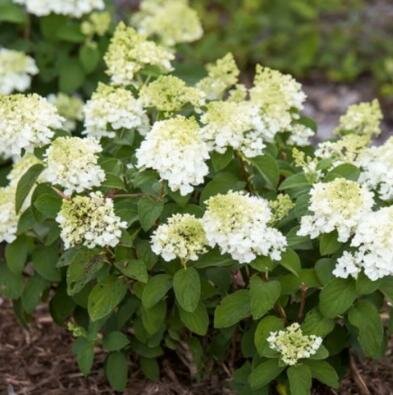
[47,93,83,132]
[0,154,42,243]
[0,94,63,159]
[268,323,322,366]
[298,178,374,242]
[0,48,38,94]
[333,207,393,281]
[56,192,127,249]
[357,137,393,201]
[0,187,19,243]
[287,123,315,147]
[334,99,382,138]
[196,53,239,100]
[43,137,105,196]
[151,214,207,262]
[13,0,104,17]
[200,101,266,158]
[250,66,306,141]
[202,191,287,263]
[83,83,149,139]
[104,22,174,86]
[136,116,210,196]
[132,0,203,46]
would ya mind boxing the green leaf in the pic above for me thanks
[49,285,75,325]
[173,267,201,312]
[325,164,360,182]
[103,331,130,352]
[211,148,233,172]
[305,360,339,389]
[105,351,129,391]
[141,301,166,335]
[21,274,49,314]
[66,253,104,295]
[15,163,44,213]
[5,236,29,274]
[355,272,380,295]
[32,245,61,282]
[287,364,312,395]
[79,43,101,73]
[138,197,164,231]
[0,2,27,23]
[114,259,148,283]
[319,278,357,318]
[142,274,172,309]
[34,193,62,218]
[254,315,284,356]
[58,247,98,268]
[194,250,236,269]
[315,258,335,285]
[200,172,245,202]
[250,154,279,189]
[59,60,85,93]
[348,300,384,358]
[72,338,94,375]
[214,290,250,328]
[302,309,335,337]
[250,277,281,320]
[280,248,301,276]
[319,232,342,256]
[179,303,209,335]
[88,276,128,321]
[279,173,309,191]
[250,256,275,272]
[140,357,160,381]
[0,263,24,299]
[248,359,284,390]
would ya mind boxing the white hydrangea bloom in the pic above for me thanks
[287,123,314,147]
[334,99,382,138]
[202,191,287,263]
[298,178,374,242]
[196,53,239,101]
[0,187,19,243]
[136,116,210,196]
[151,214,207,262]
[47,93,83,132]
[250,66,306,141]
[0,48,38,94]
[83,83,149,139]
[200,101,267,157]
[315,134,369,167]
[104,22,174,86]
[132,0,203,46]
[43,137,105,196]
[56,192,127,249]
[13,0,104,17]
[268,323,322,366]
[334,207,393,281]
[357,137,393,201]
[0,94,64,159]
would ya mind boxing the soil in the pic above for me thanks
[1,298,393,395]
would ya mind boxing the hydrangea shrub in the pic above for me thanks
[1,4,393,395]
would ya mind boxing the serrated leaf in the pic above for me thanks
[142,274,172,309]
[279,173,309,191]
[319,278,357,318]
[105,351,129,391]
[280,248,301,276]
[302,308,334,337]
[250,154,279,189]
[103,331,130,352]
[173,267,201,312]
[211,148,233,172]
[287,364,312,395]
[305,360,339,389]
[214,290,250,328]
[138,197,164,231]
[88,276,127,321]
[179,303,209,335]
[319,232,342,256]
[5,236,29,274]
[141,300,166,335]
[248,359,284,390]
[15,163,44,213]
[34,192,62,218]
[250,277,281,320]
[72,337,95,376]
[115,259,148,283]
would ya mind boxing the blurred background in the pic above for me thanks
[118,0,393,139]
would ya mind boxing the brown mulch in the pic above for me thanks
[1,298,393,395]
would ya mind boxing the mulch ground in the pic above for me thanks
[1,299,393,395]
